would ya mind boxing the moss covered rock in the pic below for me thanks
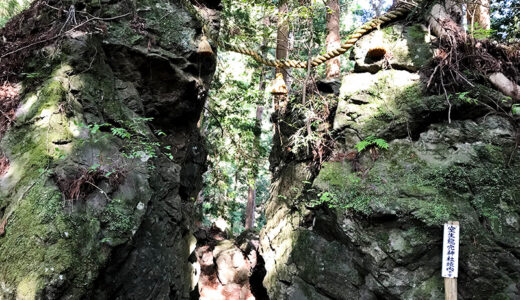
[0,0,219,298]
[261,21,519,300]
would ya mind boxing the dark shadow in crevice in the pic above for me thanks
[249,253,269,300]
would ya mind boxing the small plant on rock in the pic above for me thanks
[355,135,388,161]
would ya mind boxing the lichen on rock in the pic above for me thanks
[260,20,520,300]
[0,0,220,298]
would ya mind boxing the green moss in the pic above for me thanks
[17,79,65,123]
[0,64,112,295]
[489,293,514,300]
[312,140,519,227]
[402,276,444,299]
[0,179,71,286]
[16,274,40,299]
[421,144,520,229]
[382,24,433,68]
[107,22,144,46]
[408,24,428,40]
[339,71,426,137]
[313,162,386,214]
[290,230,362,286]
[105,0,195,50]
[102,198,138,236]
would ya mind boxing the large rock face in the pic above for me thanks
[260,22,520,299]
[0,0,219,298]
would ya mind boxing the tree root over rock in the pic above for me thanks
[424,3,520,101]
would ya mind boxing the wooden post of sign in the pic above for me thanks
[443,220,459,300]
[445,274,457,300]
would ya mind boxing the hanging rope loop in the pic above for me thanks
[179,0,413,69]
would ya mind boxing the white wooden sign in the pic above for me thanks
[442,222,460,278]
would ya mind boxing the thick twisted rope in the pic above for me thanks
[179,0,412,69]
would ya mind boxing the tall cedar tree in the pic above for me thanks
[276,0,289,81]
[325,0,341,79]
[245,106,263,229]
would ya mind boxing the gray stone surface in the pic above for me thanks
[351,24,434,74]
[260,22,520,300]
[0,0,219,299]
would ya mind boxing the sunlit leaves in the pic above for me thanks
[491,0,520,41]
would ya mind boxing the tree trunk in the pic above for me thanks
[245,106,264,229]
[467,0,490,31]
[325,0,341,79]
[245,30,268,229]
[428,0,466,39]
[276,0,290,81]
[245,179,257,229]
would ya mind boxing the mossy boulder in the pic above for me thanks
[0,0,219,298]
[309,113,520,298]
[335,69,425,136]
[261,21,520,299]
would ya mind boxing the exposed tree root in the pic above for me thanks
[424,4,520,98]
[0,1,58,82]
[54,167,126,202]
[0,154,8,176]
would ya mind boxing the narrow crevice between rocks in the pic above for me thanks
[249,253,269,300]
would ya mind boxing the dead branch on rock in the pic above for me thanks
[425,4,520,98]
[1,12,131,59]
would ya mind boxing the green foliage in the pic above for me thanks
[491,0,520,42]
[228,200,246,235]
[199,51,272,233]
[76,117,173,171]
[101,198,135,234]
[0,0,32,28]
[110,127,131,139]
[512,104,520,116]
[453,91,478,104]
[311,191,337,207]
[355,135,388,152]
[469,22,496,39]
[286,93,336,157]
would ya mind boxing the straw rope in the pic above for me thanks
[179,0,412,68]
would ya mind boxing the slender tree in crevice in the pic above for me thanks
[245,105,264,229]
[276,0,290,82]
[325,0,341,79]
[245,30,268,229]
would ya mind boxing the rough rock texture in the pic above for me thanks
[260,22,520,300]
[352,24,434,74]
[193,227,269,300]
[0,0,219,298]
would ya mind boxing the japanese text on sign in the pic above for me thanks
[442,223,460,278]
